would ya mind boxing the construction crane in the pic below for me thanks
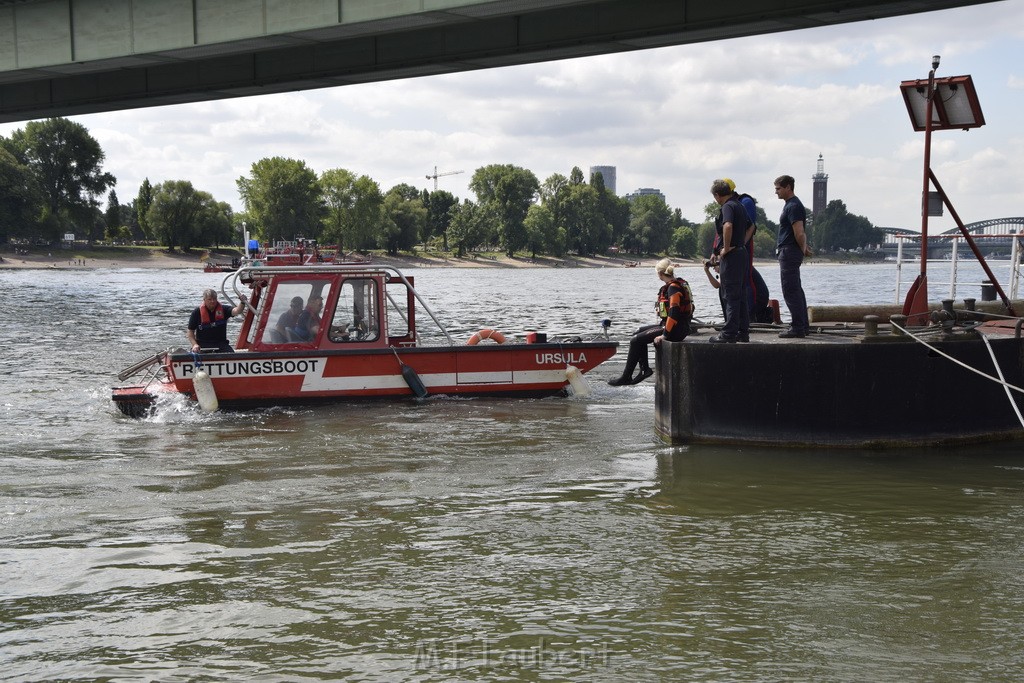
[426,166,464,191]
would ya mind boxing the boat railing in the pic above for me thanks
[893,233,1024,303]
[116,351,170,389]
[222,264,456,345]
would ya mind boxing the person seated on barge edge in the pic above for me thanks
[187,288,247,353]
[609,258,694,386]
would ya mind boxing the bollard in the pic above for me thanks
[963,297,976,311]
[863,315,880,336]
[889,314,908,336]
[981,280,996,301]
[941,299,955,332]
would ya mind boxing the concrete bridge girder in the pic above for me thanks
[0,0,1008,123]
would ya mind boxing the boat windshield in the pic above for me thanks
[262,279,333,344]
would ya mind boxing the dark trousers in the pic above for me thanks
[616,323,663,380]
[719,248,749,338]
[778,243,808,332]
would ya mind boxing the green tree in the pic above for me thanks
[319,168,383,252]
[562,182,608,255]
[422,189,458,250]
[105,190,122,232]
[120,198,141,240]
[105,223,133,243]
[0,146,43,244]
[6,118,115,243]
[447,200,488,257]
[595,178,630,248]
[136,178,154,240]
[540,172,569,242]
[381,187,427,255]
[523,203,561,258]
[147,180,226,252]
[469,164,539,257]
[810,200,883,252]
[697,221,717,257]
[389,183,422,202]
[670,225,697,257]
[237,157,322,243]
[624,194,673,254]
[195,198,234,248]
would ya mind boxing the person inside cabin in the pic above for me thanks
[274,296,304,342]
[293,295,323,341]
[608,258,693,386]
[186,288,247,353]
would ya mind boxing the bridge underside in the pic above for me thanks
[0,0,1005,123]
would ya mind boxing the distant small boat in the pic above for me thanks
[203,257,240,273]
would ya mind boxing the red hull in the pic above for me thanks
[113,343,616,414]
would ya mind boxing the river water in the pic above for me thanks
[2,262,1024,682]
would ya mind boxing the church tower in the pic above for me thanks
[811,153,828,218]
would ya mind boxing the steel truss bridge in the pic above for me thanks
[879,218,1024,256]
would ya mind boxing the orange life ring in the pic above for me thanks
[467,328,507,345]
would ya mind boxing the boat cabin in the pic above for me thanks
[235,266,419,352]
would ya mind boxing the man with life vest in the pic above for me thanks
[609,258,694,386]
[187,288,247,353]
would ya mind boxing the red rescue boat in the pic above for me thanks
[112,264,617,416]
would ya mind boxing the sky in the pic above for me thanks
[3,0,1023,234]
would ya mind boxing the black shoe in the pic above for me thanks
[778,328,806,339]
[607,375,631,386]
[630,368,654,384]
[738,332,750,343]
[708,334,739,344]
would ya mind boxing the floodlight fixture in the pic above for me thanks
[899,57,1007,323]
[900,74,984,132]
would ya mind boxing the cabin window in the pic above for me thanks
[329,279,379,343]
[263,280,332,344]
[385,281,411,339]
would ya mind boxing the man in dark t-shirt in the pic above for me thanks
[774,175,811,338]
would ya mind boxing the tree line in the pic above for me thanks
[1,117,882,258]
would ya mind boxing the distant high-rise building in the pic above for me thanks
[589,165,616,194]
[812,153,828,218]
[625,187,665,203]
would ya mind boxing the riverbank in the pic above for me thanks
[0,247,666,270]
[0,245,878,271]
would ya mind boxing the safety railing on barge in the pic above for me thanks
[893,233,1024,303]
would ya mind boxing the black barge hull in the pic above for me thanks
[655,329,1024,448]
